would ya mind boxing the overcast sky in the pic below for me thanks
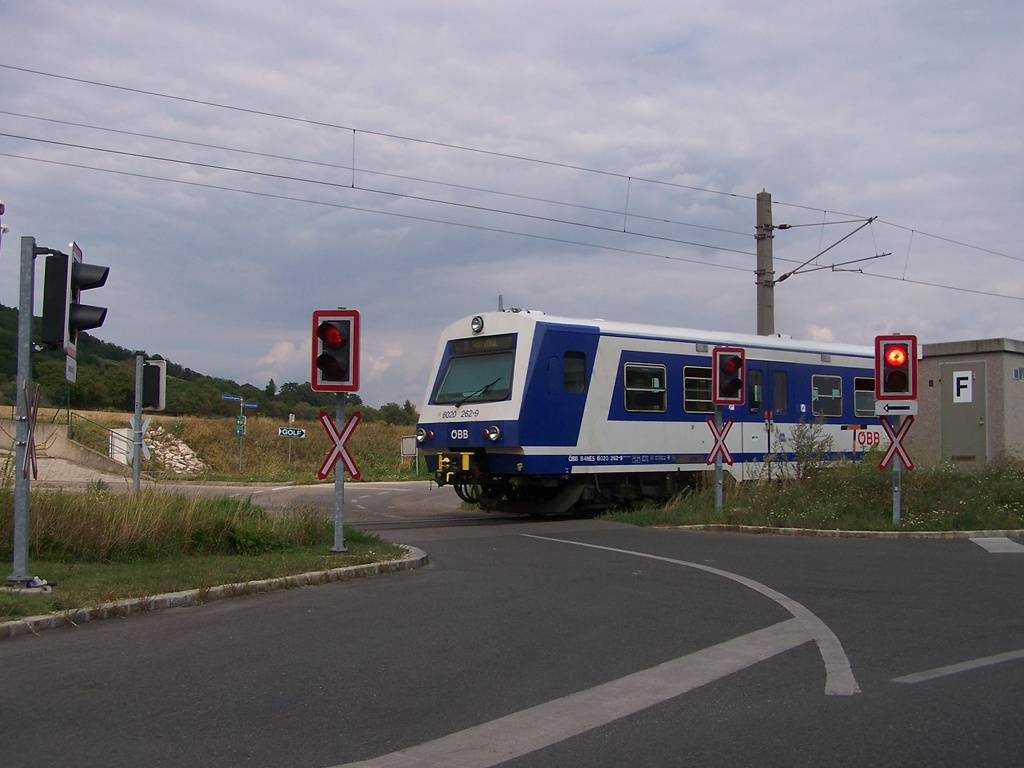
[1,0,1022,410]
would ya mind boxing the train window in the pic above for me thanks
[812,374,842,417]
[773,371,788,415]
[564,352,587,393]
[434,351,515,404]
[683,366,713,413]
[624,363,667,412]
[854,376,876,417]
[747,368,763,412]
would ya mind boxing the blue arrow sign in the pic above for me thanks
[222,394,243,402]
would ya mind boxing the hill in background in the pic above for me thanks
[0,303,417,425]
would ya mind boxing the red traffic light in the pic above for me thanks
[712,347,746,406]
[319,322,345,349]
[884,345,908,368]
[311,310,360,393]
[875,335,917,400]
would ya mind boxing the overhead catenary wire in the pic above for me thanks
[0,131,758,259]
[0,150,754,275]
[7,147,1022,304]
[0,109,753,241]
[0,62,1020,301]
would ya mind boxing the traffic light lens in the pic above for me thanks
[721,357,739,375]
[319,323,345,348]
[885,346,908,367]
[885,370,909,391]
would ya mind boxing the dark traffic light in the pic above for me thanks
[40,242,108,359]
[875,335,918,399]
[143,359,167,411]
[311,309,360,392]
[712,346,745,406]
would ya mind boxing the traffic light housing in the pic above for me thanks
[712,346,745,406]
[311,309,359,392]
[143,359,167,411]
[875,334,918,399]
[40,242,108,359]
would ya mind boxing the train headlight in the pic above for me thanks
[471,315,484,334]
[484,425,502,442]
[416,427,434,443]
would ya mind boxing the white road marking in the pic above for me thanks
[244,486,293,495]
[970,537,1024,553]
[331,618,811,768]
[893,648,1024,684]
[523,534,861,696]
[328,533,861,767]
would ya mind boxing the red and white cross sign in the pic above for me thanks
[318,410,362,480]
[878,414,915,471]
[705,416,735,466]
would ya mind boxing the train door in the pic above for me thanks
[741,363,790,478]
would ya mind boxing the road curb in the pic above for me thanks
[672,524,1024,539]
[0,545,428,640]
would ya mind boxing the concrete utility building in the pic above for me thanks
[906,338,1024,467]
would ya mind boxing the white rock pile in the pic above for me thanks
[147,426,210,477]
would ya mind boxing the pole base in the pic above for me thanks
[4,575,50,592]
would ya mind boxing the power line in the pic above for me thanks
[0,130,757,258]
[0,150,754,274]
[1,62,1020,301]
[0,62,749,201]
[0,108,753,241]
[6,147,1022,304]
[4,61,1014,264]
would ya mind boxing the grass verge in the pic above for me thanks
[603,453,1024,532]
[1,487,406,623]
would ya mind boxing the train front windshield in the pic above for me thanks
[433,334,515,405]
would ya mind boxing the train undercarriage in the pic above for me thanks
[434,450,699,516]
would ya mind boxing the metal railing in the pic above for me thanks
[68,411,130,460]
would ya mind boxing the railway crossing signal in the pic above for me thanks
[873,334,919,525]
[318,409,362,480]
[875,335,917,400]
[312,309,360,392]
[705,416,735,466]
[712,347,745,406]
[879,415,915,471]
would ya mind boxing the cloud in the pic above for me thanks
[1,0,1022,410]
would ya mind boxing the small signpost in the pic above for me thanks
[223,394,258,472]
[279,414,305,465]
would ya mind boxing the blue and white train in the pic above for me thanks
[416,309,884,515]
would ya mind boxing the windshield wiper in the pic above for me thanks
[455,377,501,409]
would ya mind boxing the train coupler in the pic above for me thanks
[436,451,478,486]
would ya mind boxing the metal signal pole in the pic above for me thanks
[9,237,39,588]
